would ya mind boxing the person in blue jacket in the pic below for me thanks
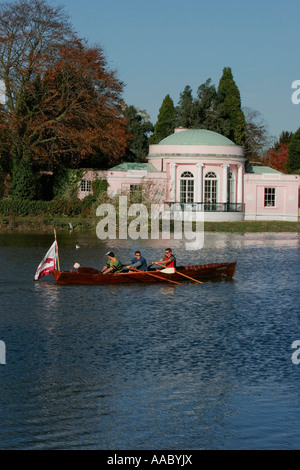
[126,251,148,271]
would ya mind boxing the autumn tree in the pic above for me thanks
[148,94,176,144]
[243,107,272,162]
[266,131,293,173]
[268,144,289,173]
[217,67,246,146]
[0,0,128,199]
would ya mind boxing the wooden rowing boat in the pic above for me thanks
[51,262,237,285]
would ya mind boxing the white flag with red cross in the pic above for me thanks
[34,240,58,281]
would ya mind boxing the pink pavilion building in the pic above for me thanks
[78,128,300,222]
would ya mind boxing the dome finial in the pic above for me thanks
[174,127,188,133]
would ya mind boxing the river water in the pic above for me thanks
[0,231,300,450]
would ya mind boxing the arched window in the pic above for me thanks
[204,171,217,203]
[180,171,194,203]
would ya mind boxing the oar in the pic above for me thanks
[155,262,203,284]
[128,267,181,285]
[160,268,175,274]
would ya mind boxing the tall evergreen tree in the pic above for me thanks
[175,78,235,136]
[287,127,300,173]
[176,85,194,128]
[194,78,219,130]
[272,131,294,150]
[123,106,153,161]
[149,95,176,144]
[217,67,246,145]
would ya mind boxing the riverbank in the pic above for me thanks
[0,215,299,233]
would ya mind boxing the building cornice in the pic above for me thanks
[148,155,246,162]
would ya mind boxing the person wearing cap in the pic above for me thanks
[125,251,148,271]
[101,251,123,274]
[151,248,176,269]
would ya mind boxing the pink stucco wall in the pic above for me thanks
[106,170,167,199]
[78,169,167,201]
[244,173,300,221]
[77,129,300,222]
[148,144,244,157]
[147,156,244,204]
[77,170,107,200]
[78,167,300,221]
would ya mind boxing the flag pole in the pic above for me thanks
[54,228,61,271]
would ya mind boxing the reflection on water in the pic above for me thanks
[203,232,300,249]
[34,282,61,311]
[159,286,176,296]
[0,231,300,449]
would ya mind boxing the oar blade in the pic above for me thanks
[160,268,176,274]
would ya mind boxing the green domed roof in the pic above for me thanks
[159,129,236,146]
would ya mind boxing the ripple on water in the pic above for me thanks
[0,233,300,449]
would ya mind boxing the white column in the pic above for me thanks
[170,163,177,202]
[237,164,243,204]
[222,164,229,204]
[196,163,204,203]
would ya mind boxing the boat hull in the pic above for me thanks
[51,262,237,286]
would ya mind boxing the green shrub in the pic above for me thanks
[9,160,36,200]
[81,194,97,207]
[0,199,83,217]
[92,179,108,198]
[0,170,7,199]
[0,199,46,216]
[49,199,82,216]
[53,169,83,200]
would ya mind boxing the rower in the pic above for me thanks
[101,251,123,274]
[151,248,176,269]
[125,251,148,271]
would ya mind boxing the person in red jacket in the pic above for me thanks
[151,248,176,269]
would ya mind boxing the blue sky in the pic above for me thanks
[11,0,300,140]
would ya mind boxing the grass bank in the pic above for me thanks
[0,215,95,232]
[0,215,299,233]
[204,220,300,232]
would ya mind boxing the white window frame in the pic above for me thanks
[80,179,91,193]
[180,171,195,204]
[204,171,218,203]
[264,187,276,207]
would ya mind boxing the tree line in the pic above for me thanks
[0,0,299,202]
[149,78,300,174]
[150,72,246,148]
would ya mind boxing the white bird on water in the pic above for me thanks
[76,244,80,249]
